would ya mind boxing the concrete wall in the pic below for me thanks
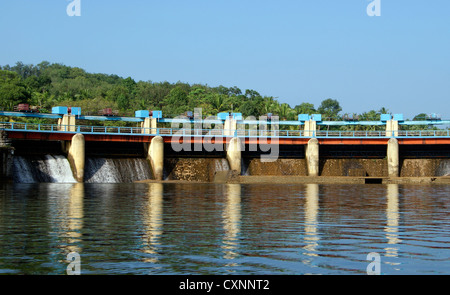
[65,134,86,182]
[0,148,13,182]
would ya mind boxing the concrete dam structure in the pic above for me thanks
[1,110,450,184]
[2,133,450,184]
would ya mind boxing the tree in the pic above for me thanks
[275,103,294,121]
[294,102,316,115]
[0,70,30,110]
[239,100,259,118]
[378,107,390,115]
[413,113,427,121]
[162,86,189,116]
[207,93,230,114]
[261,96,278,115]
[245,89,261,100]
[106,85,130,110]
[317,98,342,120]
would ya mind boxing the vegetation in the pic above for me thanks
[0,61,438,130]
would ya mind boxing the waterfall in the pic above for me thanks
[13,155,77,183]
[437,159,450,177]
[84,158,152,183]
[12,155,153,183]
[241,158,249,176]
[214,158,230,172]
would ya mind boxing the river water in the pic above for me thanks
[0,182,448,275]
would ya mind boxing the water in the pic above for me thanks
[12,155,76,183]
[84,158,152,183]
[0,182,448,275]
[438,159,450,176]
[12,156,152,183]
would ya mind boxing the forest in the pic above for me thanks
[0,61,434,130]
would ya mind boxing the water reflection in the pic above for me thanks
[48,183,84,254]
[2,182,448,275]
[68,183,84,254]
[142,183,164,263]
[222,184,242,264]
[303,184,320,258]
[385,184,401,262]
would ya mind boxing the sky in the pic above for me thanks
[0,0,449,119]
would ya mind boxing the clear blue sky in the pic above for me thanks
[0,0,449,119]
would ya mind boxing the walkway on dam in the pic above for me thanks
[2,121,450,145]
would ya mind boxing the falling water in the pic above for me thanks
[214,158,230,172]
[437,159,450,176]
[241,158,249,176]
[12,155,77,183]
[84,158,152,183]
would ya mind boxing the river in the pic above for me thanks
[0,182,448,275]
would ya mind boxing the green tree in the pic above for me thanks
[413,113,427,121]
[162,86,189,116]
[317,98,342,120]
[294,102,316,115]
[260,96,278,115]
[0,70,30,110]
[378,107,390,115]
[275,103,294,121]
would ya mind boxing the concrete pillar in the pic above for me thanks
[148,136,164,180]
[67,133,85,182]
[58,115,76,132]
[304,119,317,137]
[142,117,158,134]
[385,120,392,137]
[226,137,241,173]
[386,120,399,137]
[142,118,150,134]
[387,138,399,177]
[224,118,237,136]
[150,118,157,134]
[305,138,319,176]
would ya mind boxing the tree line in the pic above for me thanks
[0,61,435,130]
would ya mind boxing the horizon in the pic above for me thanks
[1,1,449,119]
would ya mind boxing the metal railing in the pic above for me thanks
[1,122,450,138]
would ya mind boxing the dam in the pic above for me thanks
[1,109,450,184]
